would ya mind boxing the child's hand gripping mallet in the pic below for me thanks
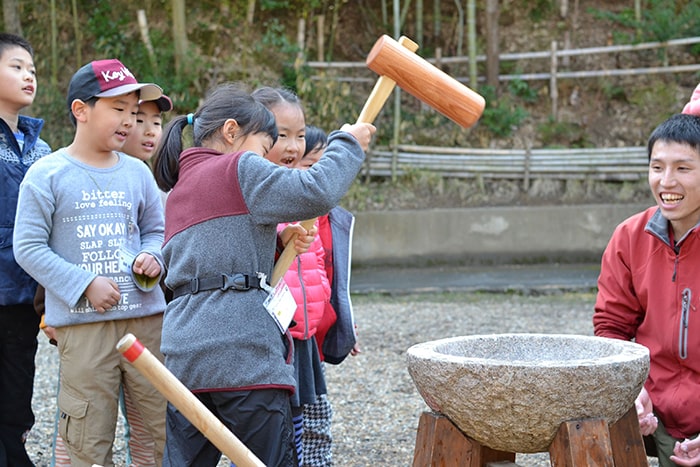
[116,333,265,467]
[270,36,420,287]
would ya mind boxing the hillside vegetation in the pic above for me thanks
[12,0,700,209]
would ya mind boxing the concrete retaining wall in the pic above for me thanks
[351,203,651,267]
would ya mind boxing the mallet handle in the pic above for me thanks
[116,334,265,467]
[270,36,419,286]
[271,218,317,286]
[356,36,419,123]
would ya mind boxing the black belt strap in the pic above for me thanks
[171,273,263,299]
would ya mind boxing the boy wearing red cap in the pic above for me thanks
[13,59,167,467]
[48,93,175,467]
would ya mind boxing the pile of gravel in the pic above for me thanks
[27,291,658,466]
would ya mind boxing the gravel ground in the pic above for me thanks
[27,290,658,466]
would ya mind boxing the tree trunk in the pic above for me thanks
[3,0,23,35]
[316,14,325,62]
[138,10,158,74]
[71,0,82,68]
[400,0,412,29]
[247,0,255,25]
[559,0,568,18]
[467,0,477,89]
[172,0,188,77]
[326,0,343,61]
[453,0,463,61]
[381,0,388,29]
[51,0,57,87]
[433,0,441,47]
[485,0,499,89]
[295,17,305,69]
[415,0,423,46]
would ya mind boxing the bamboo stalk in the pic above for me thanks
[137,10,158,74]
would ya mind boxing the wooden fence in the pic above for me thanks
[308,37,696,182]
[306,36,700,84]
[363,145,648,184]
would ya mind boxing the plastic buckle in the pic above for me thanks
[189,277,200,294]
[222,273,249,291]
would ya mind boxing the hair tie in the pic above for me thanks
[186,113,195,125]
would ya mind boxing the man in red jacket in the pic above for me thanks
[594,111,700,466]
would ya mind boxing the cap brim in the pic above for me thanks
[139,95,173,112]
[157,95,173,112]
[96,83,163,101]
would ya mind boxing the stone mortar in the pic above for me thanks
[406,333,650,453]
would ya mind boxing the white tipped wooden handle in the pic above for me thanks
[116,334,265,467]
[356,35,419,123]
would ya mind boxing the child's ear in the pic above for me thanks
[221,118,240,145]
[71,99,89,123]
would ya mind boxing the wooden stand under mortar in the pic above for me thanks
[412,406,648,467]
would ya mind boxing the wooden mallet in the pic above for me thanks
[270,35,419,286]
[271,35,486,284]
[366,34,486,128]
[116,334,265,467]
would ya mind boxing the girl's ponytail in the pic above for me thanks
[153,115,189,191]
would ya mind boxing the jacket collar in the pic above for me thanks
[645,207,700,249]
[0,114,45,158]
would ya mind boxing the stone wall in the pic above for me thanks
[351,204,650,266]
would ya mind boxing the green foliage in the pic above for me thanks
[401,110,460,147]
[258,18,297,55]
[296,69,357,131]
[32,83,74,149]
[478,85,529,138]
[85,3,130,58]
[396,165,444,187]
[254,18,299,86]
[342,178,385,212]
[260,0,323,10]
[537,117,590,148]
[598,79,628,103]
[11,0,697,161]
[507,78,538,103]
[528,0,554,22]
[342,167,446,212]
[261,0,292,8]
[627,79,679,123]
[590,0,700,42]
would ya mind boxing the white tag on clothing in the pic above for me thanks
[263,278,297,334]
[118,246,136,274]
[118,247,158,291]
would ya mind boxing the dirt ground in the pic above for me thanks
[28,290,660,466]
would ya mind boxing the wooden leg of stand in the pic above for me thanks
[609,406,649,466]
[549,418,614,467]
[412,412,516,467]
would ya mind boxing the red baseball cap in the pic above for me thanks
[67,59,162,108]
